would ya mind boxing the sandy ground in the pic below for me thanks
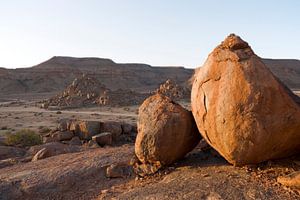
[0,93,299,199]
[0,103,139,135]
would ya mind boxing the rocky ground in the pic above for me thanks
[0,98,299,199]
[100,147,300,200]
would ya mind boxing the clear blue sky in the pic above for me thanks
[0,0,299,69]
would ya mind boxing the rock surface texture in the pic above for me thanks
[135,94,201,168]
[191,34,300,166]
[278,171,300,190]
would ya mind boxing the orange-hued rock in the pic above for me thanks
[135,94,201,168]
[191,34,300,166]
[277,171,300,190]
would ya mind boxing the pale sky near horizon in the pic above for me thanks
[0,0,299,69]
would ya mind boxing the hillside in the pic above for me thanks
[0,56,193,95]
[0,56,299,96]
[262,59,300,90]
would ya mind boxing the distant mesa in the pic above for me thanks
[0,55,299,97]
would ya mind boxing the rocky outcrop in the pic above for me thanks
[0,145,134,200]
[99,89,149,106]
[45,74,110,107]
[191,34,300,166]
[155,79,191,101]
[44,74,150,108]
[135,94,201,170]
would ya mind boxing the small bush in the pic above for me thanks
[5,129,42,147]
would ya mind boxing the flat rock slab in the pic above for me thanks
[0,145,134,200]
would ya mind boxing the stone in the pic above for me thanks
[191,34,300,166]
[57,118,70,131]
[133,162,162,177]
[42,136,57,143]
[52,131,74,141]
[87,140,99,148]
[69,120,78,131]
[135,94,201,169]
[0,146,26,160]
[121,123,133,134]
[106,163,133,178]
[100,121,122,141]
[27,142,80,160]
[277,171,300,190]
[76,121,100,140]
[32,148,51,161]
[0,158,17,169]
[69,136,82,146]
[92,132,112,146]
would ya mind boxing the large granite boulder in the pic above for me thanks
[191,34,300,166]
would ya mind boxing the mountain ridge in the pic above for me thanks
[0,56,299,95]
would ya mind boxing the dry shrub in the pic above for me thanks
[5,129,42,147]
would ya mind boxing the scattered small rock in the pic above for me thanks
[106,163,133,178]
[92,132,112,146]
[76,121,101,140]
[100,121,122,141]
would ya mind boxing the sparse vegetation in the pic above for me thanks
[5,129,42,147]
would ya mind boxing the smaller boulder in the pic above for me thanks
[277,171,300,190]
[135,94,201,171]
[76,121,100,140]
[87,140,99,148]
[27,142,80,160]
[57,118,70,131]
[32,148,51,161]
[100,121,122,141]
[42,136,57,143]
[52,131,74,141]
[69,120,80,132]
[69,136,82,146]
[92,132,112,146]
[121,123,133,134]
